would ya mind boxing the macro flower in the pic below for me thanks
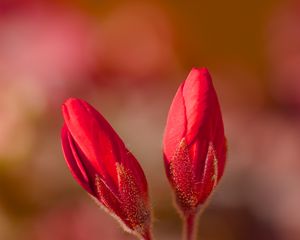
[61,98,152,240]
[163,68,226,218]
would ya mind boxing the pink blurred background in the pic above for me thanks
[1,0,300,239]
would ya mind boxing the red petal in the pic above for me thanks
[183,68,226,179]
[163,84,187,165]
[195,142,219,203]
[189,138,209,182]
[62,98,123,190]
[211,111,226,181]
[182,68,214,144]
[61,126,93,194]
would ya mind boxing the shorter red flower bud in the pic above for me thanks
[163,68,227,217]
[61,98,152,239]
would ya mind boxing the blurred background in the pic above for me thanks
[1,0,300,239]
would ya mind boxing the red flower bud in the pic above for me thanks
[163,68,226,216]
[61,98,152,239]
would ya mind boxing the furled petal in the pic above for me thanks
[195,142,219,203]
[163,84,187,166]
[61,125,93,194]
[211,112,226,181]
[182,68,213,144]
[62,98,124,193]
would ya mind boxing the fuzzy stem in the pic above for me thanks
[184,213,197,240]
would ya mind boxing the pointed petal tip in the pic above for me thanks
[61,98,91,122]
[61,98,79,120]
[62,97,82,109]
[191,66,209,73]
[188,67,211,82]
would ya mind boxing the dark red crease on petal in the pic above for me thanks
[189,138,209,182]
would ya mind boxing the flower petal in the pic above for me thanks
[163,84,187,164]
[61,125,93,194]
[183,68,226,176]
[182,67,214,144]
[195,142,219,203]
[62,98,123,190]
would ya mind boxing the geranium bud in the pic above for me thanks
[163,68,226,217]
[61,98,152,239]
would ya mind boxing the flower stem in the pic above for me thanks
[184,213,197,240]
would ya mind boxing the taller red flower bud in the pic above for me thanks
[61,98,152,240]
[163,68,226,218]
